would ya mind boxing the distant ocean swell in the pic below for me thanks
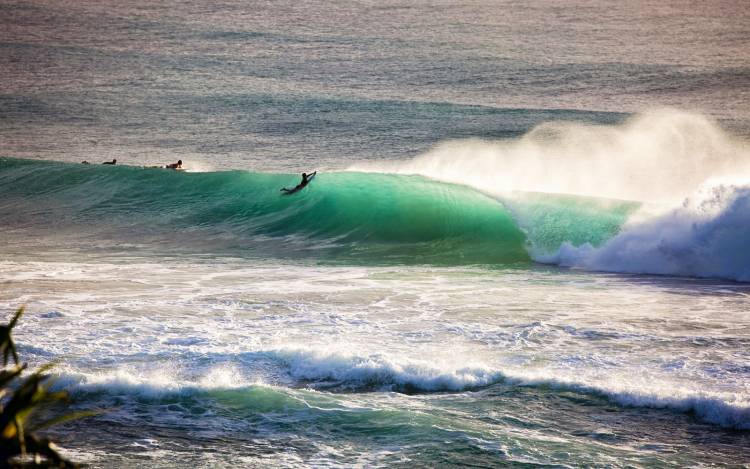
[55,348,750,430]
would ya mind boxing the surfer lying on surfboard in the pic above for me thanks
[281,171,317,194]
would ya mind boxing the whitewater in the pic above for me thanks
[2,0,750,467]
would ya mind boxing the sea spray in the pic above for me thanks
[351,109,750,203]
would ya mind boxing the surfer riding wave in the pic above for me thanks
[281,171,316,195]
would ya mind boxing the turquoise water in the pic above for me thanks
[2,1,750,467]
[0,158,640,264]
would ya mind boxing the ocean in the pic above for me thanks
[1,0,750,467]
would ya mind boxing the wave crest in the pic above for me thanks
[271,348,750,429]
[47,347,750,430]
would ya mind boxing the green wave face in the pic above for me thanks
[0,158,529,264]
[0,158,640,264]
[504,193,640,255]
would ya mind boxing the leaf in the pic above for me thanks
[1,307,91,468]
[2,421,17,438]
[0,306,24,366]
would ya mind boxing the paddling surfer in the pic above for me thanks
[281,171,317,194]
[165,160,182,170]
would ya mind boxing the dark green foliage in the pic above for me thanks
[1,306,95,468]
[0,306,23,366]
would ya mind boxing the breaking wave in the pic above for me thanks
[3,109,749,279]
[53,349,750,430]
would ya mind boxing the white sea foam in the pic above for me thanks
[55,363,252,398]
[266,347,750,429]
[505,368,750,430]
[538,182,750,281]
[182,160,215,173]
[37,343,750,431]
[272,347,504,391]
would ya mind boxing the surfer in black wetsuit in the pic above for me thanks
[165,160,182,169]
[300,172,315,186]
[281,171,317,194]
[102,159,117,165]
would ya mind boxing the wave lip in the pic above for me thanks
[273,348,505,392]
[54,364,252,399]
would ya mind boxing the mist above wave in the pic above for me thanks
[352,109,750,203]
